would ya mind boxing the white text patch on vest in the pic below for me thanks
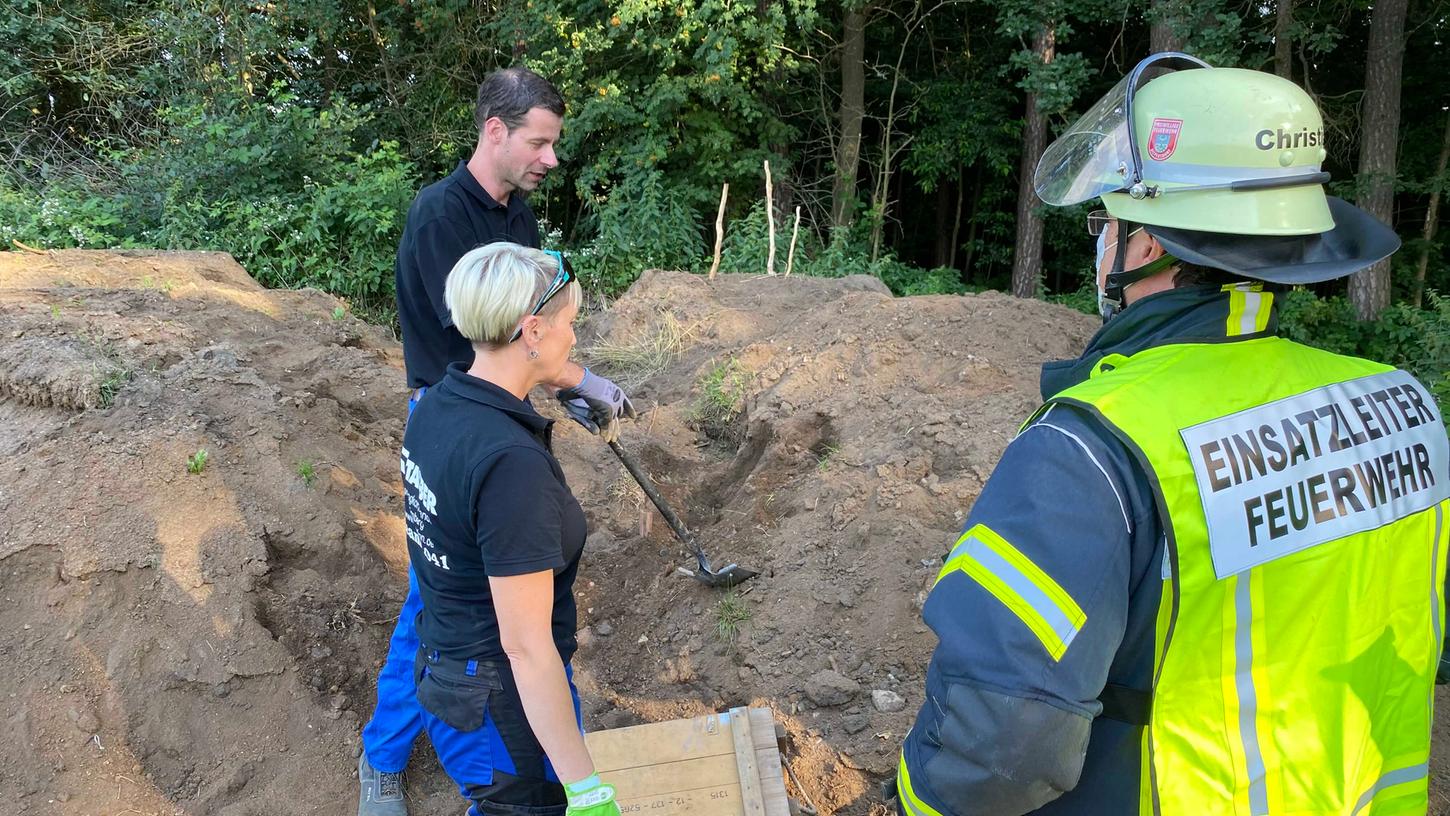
[1180,370,1450,578]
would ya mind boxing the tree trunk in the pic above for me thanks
[868,0,929,262]
[831,6,867,229]
[1414,110,1450,308]
[1350,0,1409,320]
[762,0,794,224]
[962,165,983,278]
[935,181,953,268]
[1274,0,1294,79]
[773,155,795,229]
[1011,26,1054,299]
[366,0,399,105]
[948,168,966,271]
[1150,0,1184,53]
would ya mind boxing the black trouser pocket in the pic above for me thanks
[413,648,503,733]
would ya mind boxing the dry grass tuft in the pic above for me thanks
[605,475,646,511]
[583,312,698,390]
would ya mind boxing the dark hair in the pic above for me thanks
[1173,260,1246,289]
[473,67,565,132]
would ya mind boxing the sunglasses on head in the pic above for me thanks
[509,249,575,343]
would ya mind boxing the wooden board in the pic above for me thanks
[729,706,766,816]
[584,707,790,816]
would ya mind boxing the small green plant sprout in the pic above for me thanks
[97,367,132,408]
[296,459,317,487]
[139,275,175,293]
[815,442,841,472]
[331,305,346,320]
[50,304,61,319]
[696,357,749,425]
[715,591,752,643]
[186,449,209,475]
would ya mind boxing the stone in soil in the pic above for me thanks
[804,669,860,707]
[871,689,906,713]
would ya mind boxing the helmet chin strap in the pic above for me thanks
[1099,219,1179,322]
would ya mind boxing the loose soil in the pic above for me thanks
[1,251,1447,815]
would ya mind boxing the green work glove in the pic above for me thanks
[564,773,621,816]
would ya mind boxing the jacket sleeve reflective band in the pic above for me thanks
[897,751,945,816]
[936,524,1087,661]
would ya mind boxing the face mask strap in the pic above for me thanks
[1100,219,1178,321]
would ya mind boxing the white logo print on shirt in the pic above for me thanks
[400,446,451,571]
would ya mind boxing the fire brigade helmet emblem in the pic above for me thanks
[1147,117,1183,161]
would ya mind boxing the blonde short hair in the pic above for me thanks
[444,242,582,346]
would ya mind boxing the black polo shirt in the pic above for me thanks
[401,362,587,662]
[395,162,541,389]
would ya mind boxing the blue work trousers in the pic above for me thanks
[360,387,429,772]
[416,649,581,816]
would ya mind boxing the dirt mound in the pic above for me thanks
[3,253,1448,815]
[0,250,411,813]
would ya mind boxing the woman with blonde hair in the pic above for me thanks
[398,242,619,816]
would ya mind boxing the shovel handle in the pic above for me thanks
[606,440,708,564]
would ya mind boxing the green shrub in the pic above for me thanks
[179,141,413,309]
[2,94,413,317]
[1047,279,1099,316]
[718,204,968,296]
[876,260,970,296]
[0,180,135,249]
[575,169,704,296]
[1279,289,1450,414]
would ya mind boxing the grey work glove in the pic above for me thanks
[557,369,637,444]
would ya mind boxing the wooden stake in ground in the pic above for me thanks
[785,206,801,277]
[708,183,729,280]
[764,160,776,275]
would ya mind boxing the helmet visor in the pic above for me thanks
[1034,52,1215,206]
[1033,72,1135,206]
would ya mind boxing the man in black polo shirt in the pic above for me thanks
[360,67,635,816]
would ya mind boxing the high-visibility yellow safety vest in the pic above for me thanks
[1044,315,1450,814]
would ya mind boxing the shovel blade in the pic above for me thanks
[693,563,758,588]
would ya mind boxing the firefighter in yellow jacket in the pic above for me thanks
[895,53,1449,815]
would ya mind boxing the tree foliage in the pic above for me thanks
[0,0,1445,322]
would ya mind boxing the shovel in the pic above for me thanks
[606,439,758,588]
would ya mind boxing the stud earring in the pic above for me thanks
[528,349,539,360]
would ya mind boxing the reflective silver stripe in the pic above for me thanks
[1433,504,1444,658]
[1239,290,1263,336]
[1031,420,1133,533]
[1144,160,1322,184]
[950,536,1082,652]
[896,750,943,816]
[1430,504,1443,752]
[1234,572,1269,815]
[899,788,930,816]
[1350,763,1429,814]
